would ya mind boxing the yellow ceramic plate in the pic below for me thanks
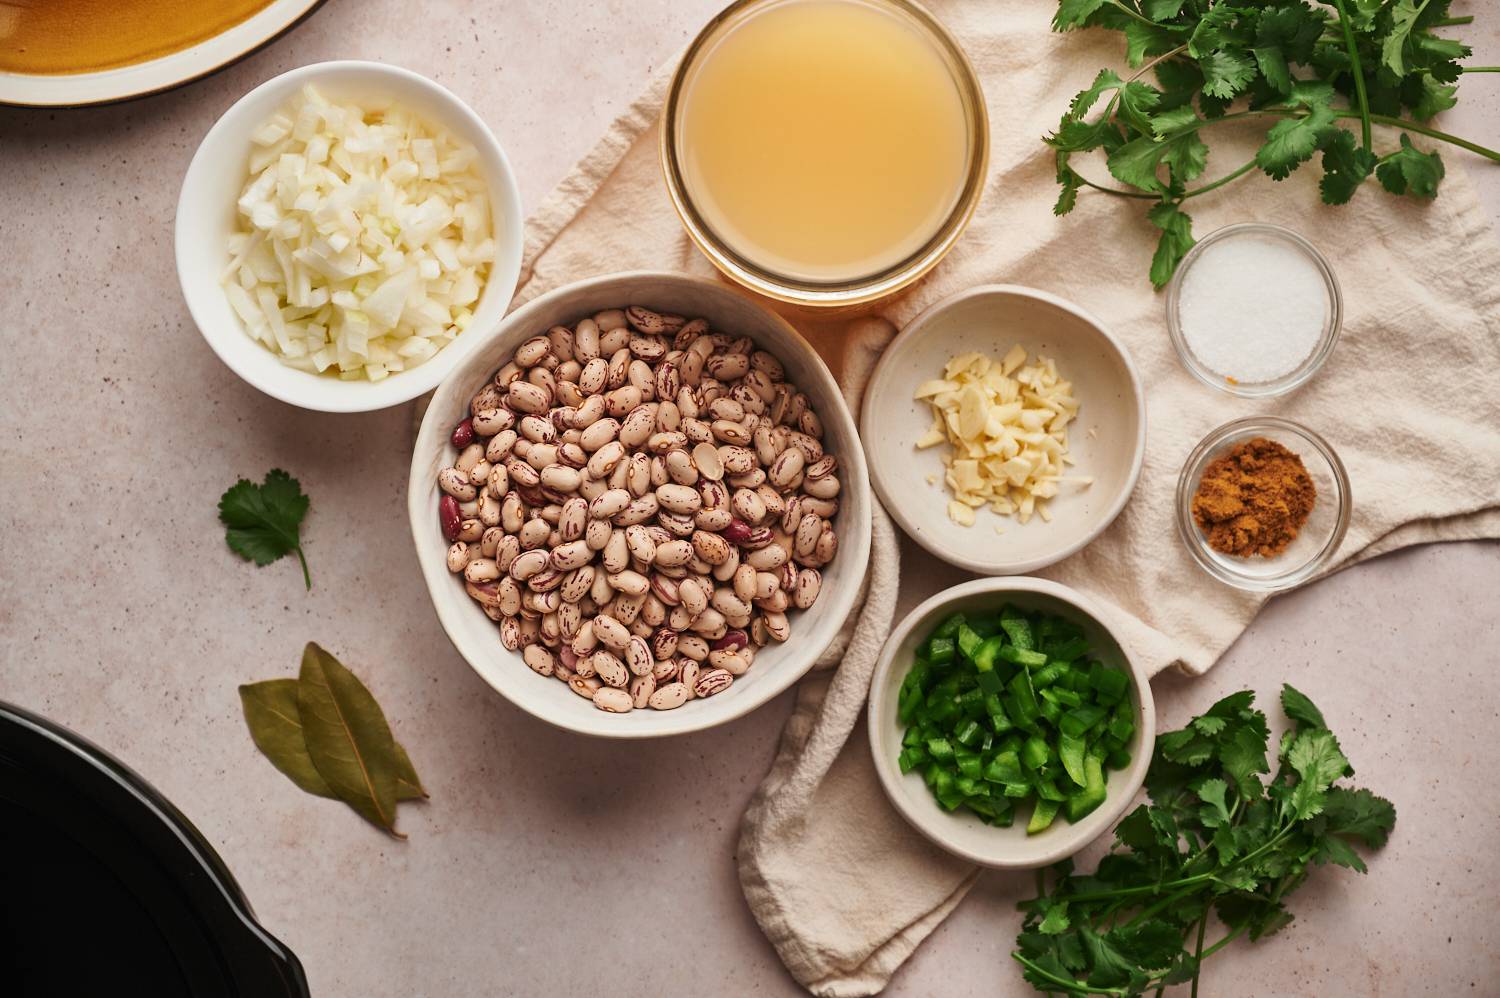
[0,0,325,108]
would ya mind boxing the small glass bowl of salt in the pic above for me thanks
[1166,223,1342,398]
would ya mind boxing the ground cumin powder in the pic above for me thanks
[1191,437,1317,558]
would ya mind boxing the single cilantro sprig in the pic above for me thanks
[218,469,312,590]
[1010,684,1395,996]
[1048,0,1500,287]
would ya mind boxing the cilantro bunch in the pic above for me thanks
[1048,0,1500,287]
[1012,685,1395,996]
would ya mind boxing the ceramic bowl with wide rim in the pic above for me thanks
[660,0,989,307]
[1165,223,1343,399]
[175,61,524,413]
[1176,416,1351,592]
[862,285,1146,575]
[867,576,1155,869]
[408,272,872,738]
[0,0,326,108]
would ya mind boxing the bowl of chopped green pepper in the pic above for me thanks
[867,577,1153,869]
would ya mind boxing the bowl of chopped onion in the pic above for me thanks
[176,61,524,412]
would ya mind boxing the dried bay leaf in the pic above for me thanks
[239,679,336,799]
[240,677,427,803]
[393,741,428,801]
[296,642,404,837]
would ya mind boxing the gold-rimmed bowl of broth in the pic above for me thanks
[662,0,989,308]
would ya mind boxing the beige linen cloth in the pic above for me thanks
[505,2,1500,992]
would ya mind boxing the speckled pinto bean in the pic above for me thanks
[438,305,844,713]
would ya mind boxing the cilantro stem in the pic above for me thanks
[1181,160,1257,199]
[1011,954,1127,996]
[1336,111,1500,162]
[1075,174,1159,199]
[1127,44,1189,84]
[1330,0,1374,152]
[1105,0,1161,29]
[1435,15,1473,26]
[1197,924,1249,960]
[294,545,311,590]
[1189,913,1209,998]
[1055,826,1296,906]
[1464,66,1500,73]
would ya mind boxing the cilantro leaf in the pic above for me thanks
[1068,68,1125,118]
[1285,729,1350,820]
[1279,683,1328,730]
[1192,714,1227,736]
[1154,58,1203,105]
[1313,833,1369,873]
[1054,171,1081,215]
[1162,131,1210,184]
[1376,134,1445,197]
[1079,926,1144,989]
[1151,105,1199,135]
[1405,74,1457,121]
[1143,0,1186,18]
[1113,920,1183,970]
[1256,102,1337,180]
[1108,136,1170,192]
[1322,786,1398,849]
[1195,777,1232,827]
[1219,723,1271,800]
[1186,5,1243,58]
[1345,0,1383,31]
[1116,80,1163,135]
[218,469,312,589]
[1199,50,1257,99]
[1147,201,1195,289]
[1038,899,1071,934]
[1319,129,1378,205]
[1253,43,1291,96]
[1053,0,1109,32]
[1125,20,1181,68]
[1381,0,1424,77]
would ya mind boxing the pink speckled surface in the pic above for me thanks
[1,2,1497,996]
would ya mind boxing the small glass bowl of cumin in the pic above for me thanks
[1176,417,1351,592]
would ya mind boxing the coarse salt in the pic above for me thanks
[1177,233,1328,384]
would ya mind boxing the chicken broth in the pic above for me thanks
[674,0,971,284]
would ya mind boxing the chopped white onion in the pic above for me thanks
[224,85,495,381]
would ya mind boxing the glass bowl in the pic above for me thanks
[1166,223,1343,398]
[1176,417,1351,592]
[660,0,989,308]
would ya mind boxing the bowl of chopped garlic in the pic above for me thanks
[861,285,1145,575]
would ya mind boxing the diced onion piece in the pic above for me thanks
[223,85,497,381]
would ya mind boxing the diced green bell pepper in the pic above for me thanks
[1027,798,1060,834]
[1065,754,1108,822]
[1000,607,1034,651]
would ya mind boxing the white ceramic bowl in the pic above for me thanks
[175,61,524,412]
[867,577,1154,869]
[862,285,1145,575]
[408,272,872,738]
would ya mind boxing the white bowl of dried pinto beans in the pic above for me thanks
[408,272,872,738]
